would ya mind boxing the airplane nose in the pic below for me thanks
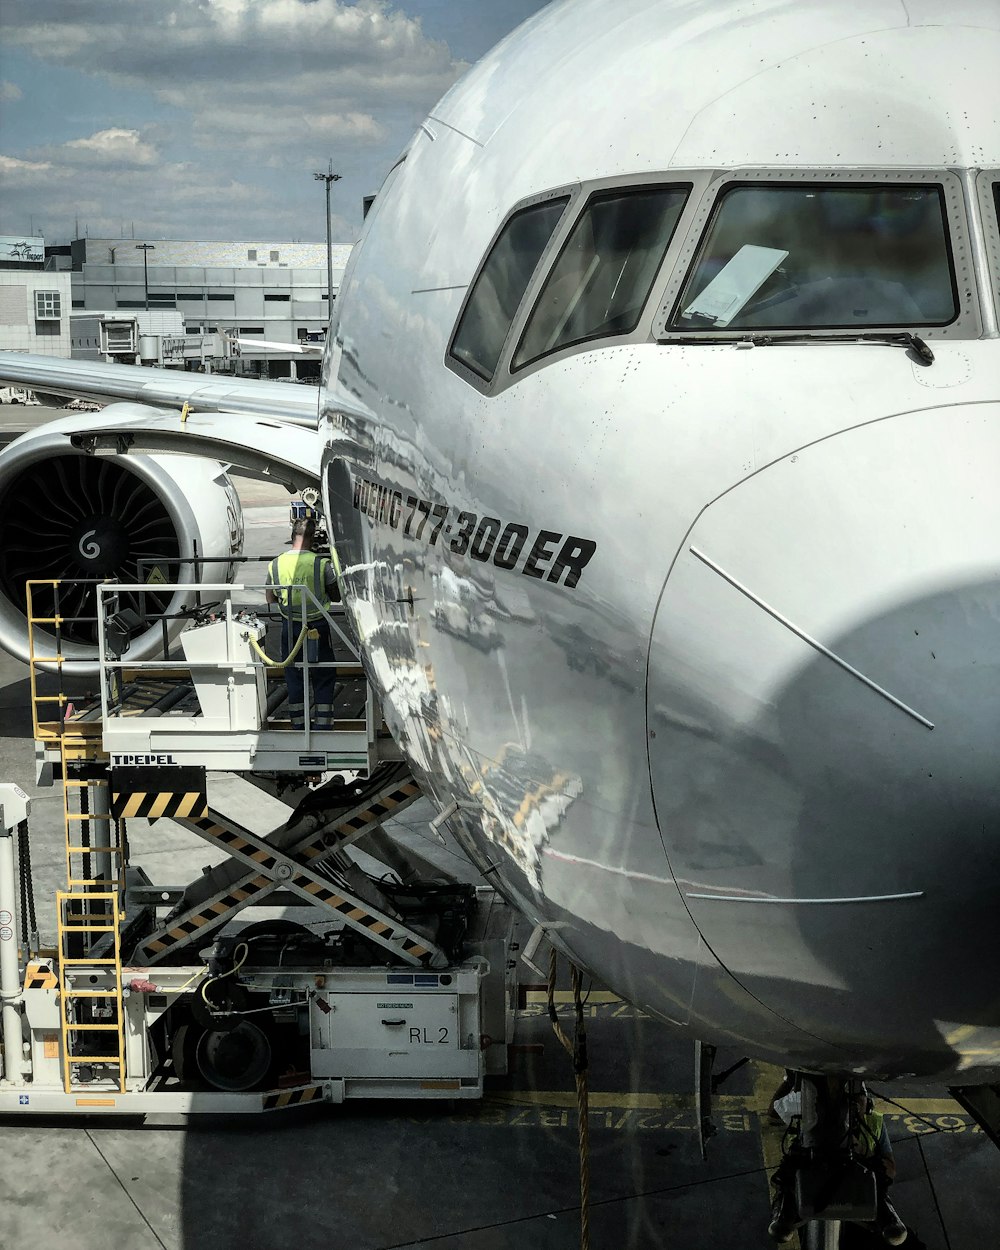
[646,403,1000,1077]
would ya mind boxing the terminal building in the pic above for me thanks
[0,236,73,359]
[2,235,352,376]
[62,237,352,378]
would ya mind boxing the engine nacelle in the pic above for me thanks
[0,409,244,674]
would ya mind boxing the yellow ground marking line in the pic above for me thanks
[518,994,971,1125]
[488,1084,967,1118]
[490,1090,770,1112]
[489,1088,780,1113]
[524,989,621,1005]
[870,1096,968,1115]
[492,1091,690,1110]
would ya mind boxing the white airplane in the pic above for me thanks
[2,0,999,1117]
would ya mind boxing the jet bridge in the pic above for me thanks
[0,578,518,1115]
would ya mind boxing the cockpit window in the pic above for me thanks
[669,184,957,331]
[514,186,689,369]
[450,197,568,382]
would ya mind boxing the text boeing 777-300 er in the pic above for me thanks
[1,0,998,1092]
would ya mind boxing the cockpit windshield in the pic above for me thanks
[514,185,689,369]
[669,183,957,331]
[450,197,568,382]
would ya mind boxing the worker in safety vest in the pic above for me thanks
[851,1089,907,1244]
[768,1083,908,1246]
[264,516,340,730]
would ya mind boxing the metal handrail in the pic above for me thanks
[96,580,362,745]
[25,576,368,749]
[26,578,117,742]
[94,580,357,664]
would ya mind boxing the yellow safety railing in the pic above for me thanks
[26,578,67,741]
[25,579,106,759]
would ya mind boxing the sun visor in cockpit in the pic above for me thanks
[681,245,788,327]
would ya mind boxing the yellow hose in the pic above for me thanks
[248,623,318,668]
[200,942,250,1014]
[158,968,206,995]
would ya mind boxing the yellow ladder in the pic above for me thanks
[56,739,128,1094]
[28,580,127,1092]
[26,578,108,756]
[56,891,127,1093]
[61,768,124,892]
[26,578,68,742]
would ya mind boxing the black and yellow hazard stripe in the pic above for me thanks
[292,871,432,961]
[339,781,422,834]
[142,775,427,963]
[299,779,421,861]
[141,874,273,957]
[111,765,207,821]
[192,820,279,872]
[262,1085,324,1111]
[183,812,434,962]
[23,961,58,990]
[113,791,208,820]
[188,807,435,963]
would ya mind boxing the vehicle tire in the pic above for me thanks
[194,1019,273,1092]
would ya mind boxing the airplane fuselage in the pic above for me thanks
[321,0,1000,1081]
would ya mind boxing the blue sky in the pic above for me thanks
[0,1,550,244]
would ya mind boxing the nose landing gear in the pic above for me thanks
[768,1074,908,1247]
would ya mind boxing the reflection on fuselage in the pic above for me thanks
[322,0,1000,1082]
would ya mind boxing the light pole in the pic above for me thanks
[135,243,155,311]
[312,161,341,324]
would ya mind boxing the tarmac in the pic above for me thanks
[0,401,996,1249]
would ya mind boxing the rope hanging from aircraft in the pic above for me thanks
[548,948,591,1250]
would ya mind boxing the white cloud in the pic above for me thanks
[1,127,353,240]
[63,128,159,166]
[0,153,51,176]
[163,100,389,152]
[0,81,24,102]
[0,1,472,238]
[3,2,465,144]
[3,157,317,241]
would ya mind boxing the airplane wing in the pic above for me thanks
[60,405,321,489]
[0,352,367,671]
[0,351,322,426]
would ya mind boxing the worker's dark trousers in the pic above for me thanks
[281,618,337,730]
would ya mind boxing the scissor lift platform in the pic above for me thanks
[2,580,519,1116]
[29,577,404,776]
[1,762,519,1115]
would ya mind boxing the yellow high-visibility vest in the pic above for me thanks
[853,1109,885,1160]
[268,550,335,620]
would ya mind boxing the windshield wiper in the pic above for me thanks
[658,329,935,365]
[871,331,935,364]
[760,331,935,365]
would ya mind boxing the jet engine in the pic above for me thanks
[0,411,244,674]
